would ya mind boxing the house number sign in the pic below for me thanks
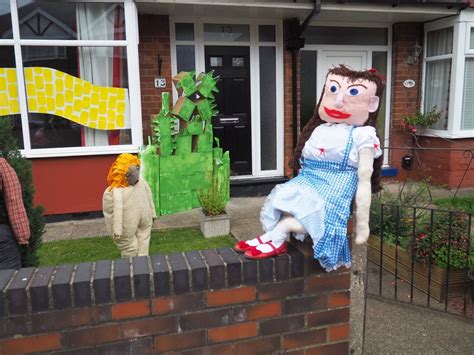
[403,79,416,88]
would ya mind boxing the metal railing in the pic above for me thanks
[367,203,473,318]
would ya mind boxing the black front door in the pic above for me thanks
[205,46,251,175]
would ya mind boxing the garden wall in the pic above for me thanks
[0,241,351,354]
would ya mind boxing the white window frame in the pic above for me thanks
[301,22,392,166]
[0,0,142,158]
[170,17,285,179]
[422,10,474,139]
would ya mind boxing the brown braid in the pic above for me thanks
[290,65,386,193]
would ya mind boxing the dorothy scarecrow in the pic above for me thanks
[235,65,385,271]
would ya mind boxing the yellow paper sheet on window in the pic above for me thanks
[0,67,130,130]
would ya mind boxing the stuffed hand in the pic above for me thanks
[355,221,370,245]
[355,148,374,245]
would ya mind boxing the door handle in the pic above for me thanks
[219,117,239,123]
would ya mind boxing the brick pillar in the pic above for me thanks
[283,21,301,178]
[389,23,424,182]
[138,15,172,142]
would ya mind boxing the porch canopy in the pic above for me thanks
[135,0,467,23]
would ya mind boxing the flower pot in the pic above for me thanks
[199,209,231,238]
[368,235,468,302]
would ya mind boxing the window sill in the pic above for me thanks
[414,130,474,140]
[22,145,140,159]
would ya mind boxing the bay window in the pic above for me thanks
[423,11,474,138]
[0,0,141,157]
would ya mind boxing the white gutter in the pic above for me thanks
[135,0,459,15]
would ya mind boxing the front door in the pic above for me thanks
[317,50,368,98]
[205,46,251,176]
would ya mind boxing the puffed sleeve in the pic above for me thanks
[354,126,383,159]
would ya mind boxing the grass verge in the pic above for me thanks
[433,195,474,214]
[38,228,236,267]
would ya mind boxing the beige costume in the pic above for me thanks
[103,179,156,257]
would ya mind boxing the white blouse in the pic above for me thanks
[301,123,382,168]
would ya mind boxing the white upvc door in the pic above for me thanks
[317,50,368,98]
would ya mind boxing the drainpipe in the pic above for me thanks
[285,0,321,176]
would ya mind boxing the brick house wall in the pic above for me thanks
[387,23,424,183]
[138,15,173,142]
[0,242,351,354]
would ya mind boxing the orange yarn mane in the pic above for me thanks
[107,153,141,190]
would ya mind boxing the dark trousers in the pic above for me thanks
[0,224,21,270]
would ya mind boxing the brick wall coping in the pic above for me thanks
[0,239,332,318]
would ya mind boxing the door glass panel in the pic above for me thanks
[204,24,250,42]
[424,59,451,130]
[426,27,453,57]
[232,57,244,67]
[210,56,222,67]
[372,51,388,145]
[0,0,13,39]
[175,23,194,41]
[461,58,474,130]
[259,46,276,171]
[470,28,474,50]
[259,25,275,42]
[176,45,195,72]
[305,26,387,45]
[300,51,317,129]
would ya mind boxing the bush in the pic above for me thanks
[0,117,45,267]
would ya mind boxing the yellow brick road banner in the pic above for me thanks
[0,67,130,130]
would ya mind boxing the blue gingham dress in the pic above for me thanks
[261,126,358,271]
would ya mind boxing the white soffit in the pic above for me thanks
[135,1,460,23]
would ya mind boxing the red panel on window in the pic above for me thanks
[31,155,117,215]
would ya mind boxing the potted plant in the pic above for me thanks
[198,175,230,238]
[402,107,443,134]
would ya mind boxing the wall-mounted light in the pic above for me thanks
[407,42,423,65]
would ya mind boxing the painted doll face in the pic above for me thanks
[126,165,140,186]
[318,74,380,126]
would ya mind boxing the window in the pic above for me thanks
[0,0,140,157]
[424,27,453,130]
[423,14,474,138]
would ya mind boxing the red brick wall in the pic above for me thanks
[388,23,424,183]
[138,15,172,142]
[283,21,301,178]
[0,243,351,354]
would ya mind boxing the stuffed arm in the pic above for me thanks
[112,187,124,237]
[355,148,374,245]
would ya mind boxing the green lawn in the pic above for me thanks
[38,228,236,266]
[433,195,474,214]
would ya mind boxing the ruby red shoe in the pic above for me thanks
[234,236,265,253]
[244,242,288,260]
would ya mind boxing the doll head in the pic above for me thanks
[291,65,386,192]
[107,153,141,190]
[319,71,380,126]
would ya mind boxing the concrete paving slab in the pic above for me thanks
[365,295,474,355]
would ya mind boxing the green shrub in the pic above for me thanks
[0,117,45,267]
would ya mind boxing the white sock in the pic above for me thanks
[255,217,306,253]
[245,232,272,247]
